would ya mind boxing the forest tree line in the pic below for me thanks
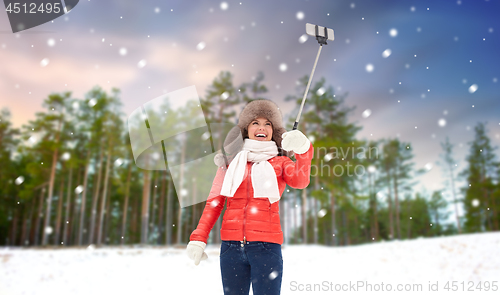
[0,70,499,247]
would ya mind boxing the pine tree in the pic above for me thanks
[461,122,499,232]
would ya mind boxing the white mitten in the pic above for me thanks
[186,241,208,265]
[281,130,311,154]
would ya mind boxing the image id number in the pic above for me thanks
[6,2,61,14]
[444,281,498,292]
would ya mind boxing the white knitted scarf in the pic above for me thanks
[220,139,281,204]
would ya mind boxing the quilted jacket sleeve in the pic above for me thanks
[189,166,227,244]
[283,142,314,189]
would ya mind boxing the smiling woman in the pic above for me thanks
[247,117,273,141]
[186,99,314,295]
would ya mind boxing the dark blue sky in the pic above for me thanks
[1,0,499,205]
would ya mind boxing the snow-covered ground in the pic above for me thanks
[1,232,499,295]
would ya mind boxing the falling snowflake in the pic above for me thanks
[362,109,371,118]
[196,42,206,51]
[74,185,84,194]
[389,28,398,37]
[15,176,24,185]
[137,59,147,68]
[317,209,327,218]
[438,118,446,127]
[114,158,124,167]
[154,7,160,13]
[87,244,95,251]
[40,58,50,67]
[201,132,210,141]
[365,64,374,72]
[220,92,229,100]
[45,226,53,235]
[279,63,288,72]
[220,2,228,10]
[299,34,308,43]
[28,136,37,144]
[296,11,305,20]
[382,49,392,58]
[47,38,56,47]
[180,189,188,197]
[269,270,279,280]
[324,153,333,162]
[88,98,97,107]
[468,84,478,93]
[425,163,433,171]
[210,200,219,207]
[119,47,127,56]
[250,207,258,214]
[368,165,376,173]
[471,199,479,207]
[316,87,325,96]
[61,152,70,161]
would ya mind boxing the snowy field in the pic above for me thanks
[1,232,499,295]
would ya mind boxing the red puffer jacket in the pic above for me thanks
[190,143,313,245]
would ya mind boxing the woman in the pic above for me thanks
[186,99,313,295]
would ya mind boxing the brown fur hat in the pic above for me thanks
[237,99,289,156]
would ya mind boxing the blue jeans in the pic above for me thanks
[220,240,283,295]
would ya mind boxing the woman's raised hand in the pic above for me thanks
[281,130,311,154]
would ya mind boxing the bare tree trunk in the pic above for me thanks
[283,195,288,244]
[54,173,65,245]
[191,177,198,241]
[131,189,139,243]
[62,166,73,246]
[21,200,33,246]
[78,150,91,245]
[42,119,62,246]
[157,171,166,245]
[177,138,187,245]
[150,171,158,242]
[121,163,133,245]
[141,169,151,245]
[89,142,104,245]
[393,173,401,239]
[10,207,19,246]
[312,125,321,245]
[385,165,394,239]
[330,190,336,246]
[35,187,46,246]
[301,189,307,244]
[407,197,412,239]
[166,173,173,245]
[103,182,112,244]
[26,195,37,246]
[292,190,297,244]
[313,165,319,244]
[20,205,29,246]
[369,173,379,241]
[69,168,82,246]
[97,144,112,245]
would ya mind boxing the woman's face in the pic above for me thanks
[247,117,273,141]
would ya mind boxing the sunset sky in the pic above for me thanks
[1,0,499,207]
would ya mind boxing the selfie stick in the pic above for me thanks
[292,23,334,130]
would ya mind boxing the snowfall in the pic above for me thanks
[0,232,499,295]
